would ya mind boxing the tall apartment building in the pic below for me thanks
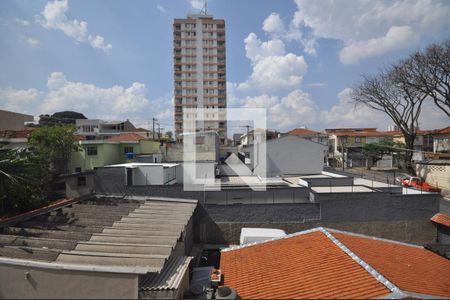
[173,14,227,144]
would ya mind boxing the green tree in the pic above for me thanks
[38,111,87,127]
[362,141,397,169]
[29,125,80,175]
[0,148,48,215]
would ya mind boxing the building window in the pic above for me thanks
[87,146,97,156]
[124,146,134,154]
[75,167,82,173]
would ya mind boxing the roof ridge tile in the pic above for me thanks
[322,228,406,298]
[325,227,423,249]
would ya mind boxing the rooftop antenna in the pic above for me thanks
[200,0,207,15]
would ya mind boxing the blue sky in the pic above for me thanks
[0,0,449,134]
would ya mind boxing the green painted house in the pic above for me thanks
[69,133,160,172]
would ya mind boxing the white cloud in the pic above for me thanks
[320,88,390,128]
[189,0,204,10]
[241,90,318,130]
[27,37,41,48]
[156,4,166,13]
[87,35,112,52]
[0,87,41,114]
[39,0,112,52]
[42,72,149,116]
[156,108,173,121]
[289,0,450,63]
[0,72,158,121]
[263,13,285,34]
[15,18,30,26]
[238,33,307,92]
[319,88,449,130]
[244,33,285,62]
[339,26,418,64]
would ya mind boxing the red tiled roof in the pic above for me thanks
[332,131,391,137]
[436,126,450,134]
[107,133,145,142]
[220,228,450,299]
[288,128,325,136]
[431,213,450,227]
[133,127,151,132]
[221,230,390,299]
[326,127,378,132]
[334,232,450,298]
[0,129,34,139]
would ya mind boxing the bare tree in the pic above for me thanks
[352,68,427,174]
[394,40,450,117]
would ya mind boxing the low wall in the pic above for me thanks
[205,220,436,246]
[194,192,440,245]
[299,177,354,187]
[65,173,95,198]
[0,263,138,299]
[416,162,450,195]
[320,193,440,222]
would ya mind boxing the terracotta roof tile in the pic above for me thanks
[133,127,150,132]
[431,213,450,227]
[333,231,450,298]
[107,133,145,142]
[220,230,390,299]
[437,126,450,134]
[0,129,34,139]
[220,228,450,299]
[288,128,325,136]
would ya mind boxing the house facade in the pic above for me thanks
[69,134,161,173]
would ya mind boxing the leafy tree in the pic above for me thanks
[362,141,396,169]
[29,126,80,175]
[0,148,49,215]
[166,131,173,140]
[38,111,87,127]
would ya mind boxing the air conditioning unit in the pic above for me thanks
[215,286,237,300]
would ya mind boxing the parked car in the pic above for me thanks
[399,176,441,192]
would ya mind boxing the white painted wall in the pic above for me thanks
[131,165,178,185]
[0,263,138,299]
[252,135,326,177]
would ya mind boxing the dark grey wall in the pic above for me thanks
[437,225,450,244]
[94,168,439,245]
[193,193,439,245]
[320,193,440,222]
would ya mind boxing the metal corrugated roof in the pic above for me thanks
[55,199,197,272]
[140,256,192,291]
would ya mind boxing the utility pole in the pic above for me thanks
[152,118,157,141]
[157,123,161,141]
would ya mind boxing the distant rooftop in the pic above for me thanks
[106,163,179,168]
[107,133,146,142]
[288,128,325,136]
